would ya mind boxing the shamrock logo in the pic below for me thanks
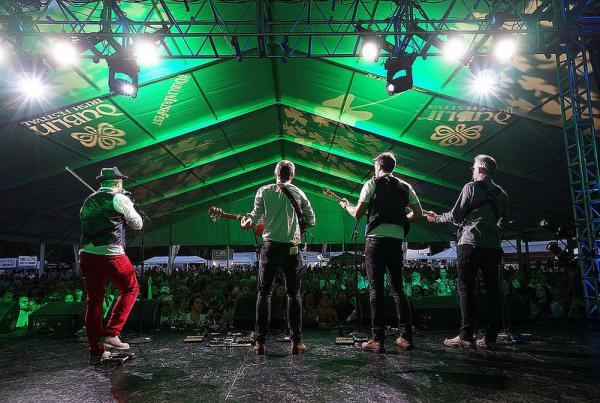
[71,123,126,150]
[315,94,373,126]
[430,124,483,147]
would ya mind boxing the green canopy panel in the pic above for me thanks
[1,5,590,245]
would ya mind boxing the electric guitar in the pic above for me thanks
[208,207,265,237]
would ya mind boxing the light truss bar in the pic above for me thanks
[556,0,600,318]
[0,0,565,59]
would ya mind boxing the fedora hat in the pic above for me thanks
[96,167,128,181]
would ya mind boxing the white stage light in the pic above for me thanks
[361,40,380,62]
[494,38,517,62]
[17,74,47,100]
[133,41,159,66]
[471,69,498,95]
[51,41,78,66]
[121,83,136,97]
[444,37,467,61]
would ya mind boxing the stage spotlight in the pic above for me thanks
[471,69,498,95]
[121,83,136,97]
[133,40,159,66]
[17,74,47,100]
[50,40,78,66]
[384,55,415,96]
[493,37,517,62]
[443,36,467,62]
[107,54,140,98]
[361,38,380,62]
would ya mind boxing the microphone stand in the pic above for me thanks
[128,202,153,345]
[350,218,362,332]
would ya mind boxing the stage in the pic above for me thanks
[1,326,599,403]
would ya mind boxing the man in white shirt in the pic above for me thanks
[340,152,423,353]
[241,160,315,355]
[79,167,143,365]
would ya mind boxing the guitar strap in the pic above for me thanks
[277,183,306,234]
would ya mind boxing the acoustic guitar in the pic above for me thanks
[322,187,346,203]
[208,207,265,237]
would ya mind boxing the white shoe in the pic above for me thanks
[98,335,130,350]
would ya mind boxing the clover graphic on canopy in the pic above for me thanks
[71,123,126,150]
[430,124,483,147]
[315,94,373,126]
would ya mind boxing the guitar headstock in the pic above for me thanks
[208,206,224,220]
[322,187,333,197]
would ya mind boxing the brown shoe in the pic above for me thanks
[291,342,307,355]
[253,344,265,355]
[476,338,496,350]
[443,335,475,349]
[395,336,414,351]
[361,339,384,353]
[98,335,130,350]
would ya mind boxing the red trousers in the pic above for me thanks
[80,252,139,356]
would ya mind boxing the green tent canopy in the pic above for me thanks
[0,1,593,246]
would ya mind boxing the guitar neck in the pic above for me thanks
[324,189,344,202]
[220,212,242,221]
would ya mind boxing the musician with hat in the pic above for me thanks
[79,167,143,365]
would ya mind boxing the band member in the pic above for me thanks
[340,152,423,353]
[241,160,315,355]
[79,167,143,364]
[426,155,508,349]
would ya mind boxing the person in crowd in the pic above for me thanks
[16,295,31,328]
[74,289,84,302]
[427,155,509,350]
[340,152,423,352]
[405,272,428,296]
[241,160,315,355]
[184,296,206,327]
[335,290,354,322]
[436,268,455,297]
[302,292,319,328]
[317,293,339,325]
[79,167,143,365]
[64,294,74,303]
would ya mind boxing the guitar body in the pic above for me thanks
[254,223,265,237]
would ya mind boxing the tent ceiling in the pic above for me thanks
[1,1,596,244]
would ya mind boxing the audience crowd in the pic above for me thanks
[0,260,586,331]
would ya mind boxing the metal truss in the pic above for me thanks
[0,0,565,59]
[556,0,600,317]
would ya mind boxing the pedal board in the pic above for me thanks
[102,352,135,365]
[183,335,205,343]
[335,337,355,346]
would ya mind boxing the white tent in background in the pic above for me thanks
[144,255,207,265]
[501,240,568,254]
[405,249,430,260]
[430,248,457,260]
[233,252,258,265]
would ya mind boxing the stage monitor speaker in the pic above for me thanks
[123,299,159,331]
[29,302,86,334]
[413,296,460,329]
[0,302,19,333]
